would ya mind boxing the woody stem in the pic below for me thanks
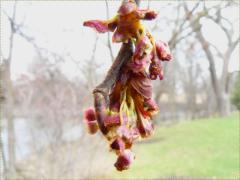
[92,0,139,135]
[93,41,133,134]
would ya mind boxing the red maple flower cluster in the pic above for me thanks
[83,0,172,171]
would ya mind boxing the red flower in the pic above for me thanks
[84,108,98,134]
[135,9,158,20]
[114,150,135,171]
[156,41,172,61]
[84,107,96,121]
[110,137,125,154]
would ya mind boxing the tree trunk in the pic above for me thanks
[195,26,229,116]
[2,61,16,172]
[0,64,7,176]
[221,92,231,116]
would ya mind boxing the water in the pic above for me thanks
[1,118,83,162]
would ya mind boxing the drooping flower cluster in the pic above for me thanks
[83,0,172,171]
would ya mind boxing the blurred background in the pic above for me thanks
[0,0,239,179]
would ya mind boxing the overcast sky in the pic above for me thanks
[1,0,239,81]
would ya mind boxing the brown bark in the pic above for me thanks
[92,0,139,135]
[93,42,133,135]
[221,39,239,93]
[195,26,223,110]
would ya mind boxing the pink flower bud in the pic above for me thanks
[156,41,172,61]
[84,108,98,134]
[144,10,158,20]
[118,0,137,16]
[114,150,135,171]
[84,107,96,122]
[136,9,158,20]
[110,138,125,153]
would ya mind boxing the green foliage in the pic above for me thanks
[112,113,239,178]
[231,73,240,110]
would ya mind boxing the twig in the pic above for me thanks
[92,0,139,135]
[93,42,133,134]
[105,0,114,62]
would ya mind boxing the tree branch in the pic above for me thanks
[105,0,114,62]
[92,0,139,135]
[93,42,133,134]
[169,2,201,49]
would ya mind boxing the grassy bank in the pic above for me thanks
[112,113,240,178]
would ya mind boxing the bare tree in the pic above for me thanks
[1,1,48,173]
[150,2,202,120]
[105,0,114,62]
[184,2,239,116]
[1,1,18,172]
[151,1,239,117]
[9,56,111,178]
